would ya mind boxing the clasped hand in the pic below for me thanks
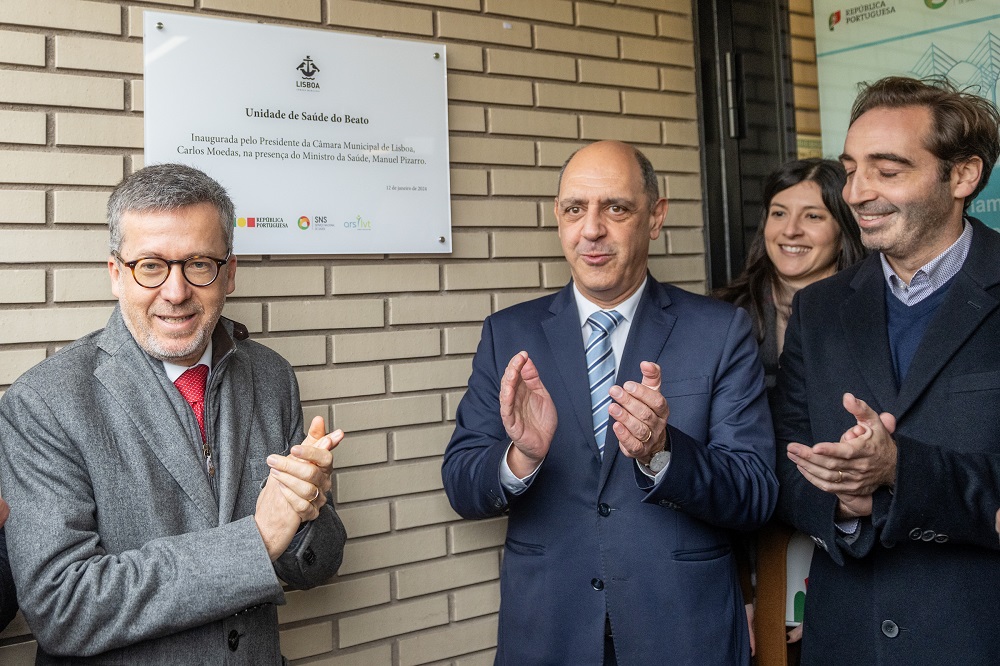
[500,352,668,475]
[786,393,897,519]
[255,415,341,560]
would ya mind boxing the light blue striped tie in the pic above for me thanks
[586,310,623,456]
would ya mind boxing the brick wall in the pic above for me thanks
[789,0,821,158]
[0,0,704,663]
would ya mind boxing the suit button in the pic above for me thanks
[591,578,604,591]
[303,548,316,565]
[228,629,240,651]
[598,503,611,517]
[920,530,935,542]
[934,534,949,543]
[909,528,922,540]
[881,620,899,638]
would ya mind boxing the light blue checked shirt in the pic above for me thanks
[880,218,972,304]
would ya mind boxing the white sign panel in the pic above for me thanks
[144,12,451,254]
[813,1,1000,229]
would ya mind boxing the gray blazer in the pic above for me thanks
[0,308,346,664]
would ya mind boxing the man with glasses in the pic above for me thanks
[0,163,346,663]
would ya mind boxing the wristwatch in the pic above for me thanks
[647,449,671,474]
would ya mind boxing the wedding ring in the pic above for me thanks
[640,428,652,444]
[837,470,844,483]
[310,487,321,502]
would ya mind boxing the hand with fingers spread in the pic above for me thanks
[787,392,896,515]
[500,351,557,478]
[254,415,342,560]
[610,361,670,465]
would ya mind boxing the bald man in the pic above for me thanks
[443,141,776,665]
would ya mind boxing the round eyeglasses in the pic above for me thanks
[113,251,231,288]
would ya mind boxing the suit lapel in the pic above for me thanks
[95,309,219,525]
[893,220,1000,419]
[213,342,254,525]
[599,280,674,490]
[542,285,600,460]
[840,257,898,413]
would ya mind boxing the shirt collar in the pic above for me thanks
[880,218,972,303]
[573,276,647,329]
[162,341,213,383]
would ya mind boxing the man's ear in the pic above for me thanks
[224,255,237,296]
[648,198,668,240]
[953,156,983,202]
[108,255,121,298]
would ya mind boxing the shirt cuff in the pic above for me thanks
[499,442,542,495]
[835,517,860,535]
[636,458,669,482]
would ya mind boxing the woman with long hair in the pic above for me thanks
[716,158,865,666]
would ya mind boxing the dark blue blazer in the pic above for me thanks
[774,218,1000,664]
[443,278,777,665]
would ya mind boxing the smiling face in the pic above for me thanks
[109,202,236,366]
[840,105,973,279]
[555,142,667,308]
[763,180,841,289]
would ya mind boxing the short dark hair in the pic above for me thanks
[850,76,1000,205]
[557,143,660,209]
[107,163,235,253]
[714,159,866,337]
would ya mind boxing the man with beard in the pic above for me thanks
[774,76,1000,664]
[443,141,776,664]
[0,164,346,663]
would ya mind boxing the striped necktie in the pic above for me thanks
[586,310,624,455]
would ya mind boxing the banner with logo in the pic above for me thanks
[144,12,451,254]
[814,1,1000,229]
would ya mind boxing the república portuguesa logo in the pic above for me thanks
[296,56,320,91]
[829,1,897,30]
[234,216,287,229]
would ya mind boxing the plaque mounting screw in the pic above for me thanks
[433,52,440,59]
[156,22,164,30]
[438,236,446,243]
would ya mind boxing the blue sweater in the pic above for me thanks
[885,275,956,385]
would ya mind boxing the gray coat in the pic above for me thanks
[0,308,346,664]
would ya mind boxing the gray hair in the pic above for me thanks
[107,163,235,254]
[557,143,661,210]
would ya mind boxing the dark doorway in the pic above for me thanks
[696,0,798,289]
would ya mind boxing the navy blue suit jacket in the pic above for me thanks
[774,218,1000,664]
[443,279,777,665]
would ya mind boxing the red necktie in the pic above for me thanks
[174,364,209,442]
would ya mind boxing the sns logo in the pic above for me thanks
[829,10,841,30]
[298,216,310,230]
[924,0,947,7]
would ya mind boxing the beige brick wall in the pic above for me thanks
[0,0,706,663]
[789,0,822,157]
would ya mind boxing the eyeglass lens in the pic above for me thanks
[133,258,220,287]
